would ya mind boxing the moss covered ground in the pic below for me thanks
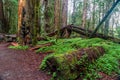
[38,38,120,80]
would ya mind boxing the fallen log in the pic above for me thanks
[71,26,120,43]
[40,46,105,80]
[47,25,120,43]
[5,34,17,42]
[29,42,53,51]
[47,25,72,38]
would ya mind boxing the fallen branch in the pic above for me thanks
[29,42,53,51]
[11,42,19,47]
[39,50,54,54]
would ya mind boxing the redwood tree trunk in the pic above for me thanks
[18,0,24,41]
[81,0,87,29]
[54,0,61,37]
[62,0,68,27]
[18,0,40,45]
[72,0,76,24]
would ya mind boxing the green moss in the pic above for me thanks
[9,45,29,50]
[36,39,75,54]
[39,38,120,80]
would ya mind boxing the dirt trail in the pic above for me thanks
[0,43,118,80]
[0,43,51,80]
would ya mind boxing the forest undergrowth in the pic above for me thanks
[38,38,120,80]
[9,38,120,79]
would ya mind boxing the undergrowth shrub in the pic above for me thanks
[39,38,120,80]
[9,45,29,50]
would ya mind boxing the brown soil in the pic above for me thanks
[0,43,51,80]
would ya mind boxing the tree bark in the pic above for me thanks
[44,0,50,33]
[0,0,8,33]
[0,0,3,20]
[18,0,40,45]
[54,0,61,37]
[81,0,87,29]
[92,0,95,29]
[18,0,25,44]
[62,0,68,27]
[72,0,76,24]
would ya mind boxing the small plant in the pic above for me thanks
[9,45,29,50]
[52,72,57,78]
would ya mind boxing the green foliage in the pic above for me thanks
[40,38,120,80]
[36,39,76,54]
[9,45,29,50]
[83,42,120,79]
[3,0,18,34]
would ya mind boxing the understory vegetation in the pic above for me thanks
[38,38,120,80]
[9,45,29,50]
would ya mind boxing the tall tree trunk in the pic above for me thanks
[62,0,68,27]
[81,0,87,29]
[101,3,105,34]
[104,1,111,36]
[0,0,3,20]
[18,0,40,45]
[0,0,4,32]
[111,16,114,37]
[0,0,9,33]
[54,0,61,37]
[33,0,41,45]
[44,0,51,33]
[92,0,95,29]
[72,0,76,24]
[18,0,26,45]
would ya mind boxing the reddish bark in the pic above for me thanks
[29,42,53,51]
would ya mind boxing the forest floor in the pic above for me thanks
[0,42,118,80]
[0,43,51,80]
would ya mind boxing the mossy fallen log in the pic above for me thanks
[40,46,105,80]
[47,25,72,38]
[47,24,120,43]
